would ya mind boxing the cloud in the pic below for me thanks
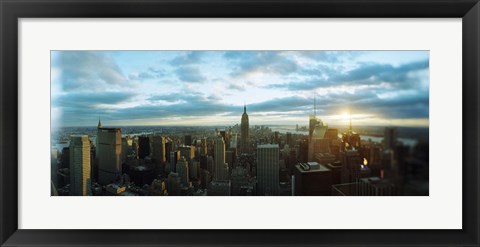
[294,51,361,63]
[53,91,135,108]
[128,71,155,81]
[170,51,203,66]
[148,67,166,77]
[175,66,206,82]
[267,59,429,91]
[51,51,430,127]
[228,83,246,91]
[247,96,311,113]
[53,51,128,91]
[224,51,299,76]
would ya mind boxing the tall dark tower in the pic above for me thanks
[241,104,249,153]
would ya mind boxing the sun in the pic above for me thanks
[341,112,351,121]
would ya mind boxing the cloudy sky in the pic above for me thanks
[51,50,429,128]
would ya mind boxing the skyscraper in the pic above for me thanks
[214,136,229,180]
[138,136,150,159]
[230,133,238,149]
[308,117,329,161]
[241,104,249,153]
[294,162,332,196]
[176,156,189,186]
[69,135,91,196]
[200,137,208,155]
[384,127,397,150]
[97,125,122,185]
[121,137,128,161]
[257,144,280,196]
[179,145,195,162]
[151,135,166,163]
[184,135,192,146]
[168,150,180,173]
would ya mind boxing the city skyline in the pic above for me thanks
[51,51,429,128]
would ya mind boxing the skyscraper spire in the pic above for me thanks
[349,108,352,132]
[97,115,102,129]
[314,94,316,117]
[244,102,246,113]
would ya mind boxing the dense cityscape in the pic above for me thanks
[51,50,429,196]
[51,103,429,196]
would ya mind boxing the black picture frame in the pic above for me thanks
[1,0,479,246]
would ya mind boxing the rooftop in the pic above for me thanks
[98,127,121,132]
[257,144,279,148]
[295,163,331,173]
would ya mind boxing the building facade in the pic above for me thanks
[69,135,91,196]
[256,144,280,196]
[240,105,249,153]
[97,127,122,185]
[214,136,229,180]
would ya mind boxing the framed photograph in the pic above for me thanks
[1,0,479,246]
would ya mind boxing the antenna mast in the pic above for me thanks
[349,107,352,132]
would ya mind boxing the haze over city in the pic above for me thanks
[51,51,429,128]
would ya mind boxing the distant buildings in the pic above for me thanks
[256,144,280,196]
[69,135,91,196]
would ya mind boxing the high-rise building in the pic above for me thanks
[168,150,180,173]
[240,104,249,153]
[51,147,59,189]
[184,135,192,146]
[286,132,292,147]
[199,137,208,155]
[151,135,166,163]
[256,144,280,196]
[179,145,195,162]
[231,166,250,196]
[358,177,397,196]
[294,162,332,196]
[220,130,227,147]
[176,156,189,186]
[69,135,91,196]
[167,172,181,196]
[341,150,368,183]
[384,127,397,150]
[138,136,151,159]
[230,133,238,149]
[189,160,200,179]
[308,119,329,161]
[121,137,128,161]
[165,141,173,162]
[97,125,122,185]
[226,150,235,169]
[214,136,229,180]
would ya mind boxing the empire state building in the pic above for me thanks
[241,104,249,153]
